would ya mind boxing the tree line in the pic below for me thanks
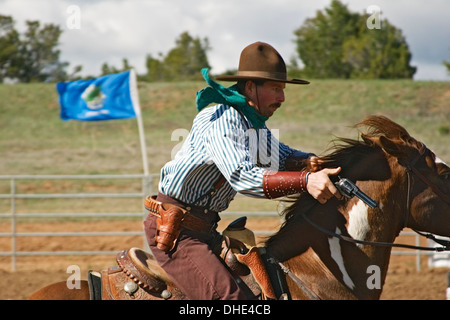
[2,0,445,83]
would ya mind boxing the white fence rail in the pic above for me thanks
[0,174,436,271]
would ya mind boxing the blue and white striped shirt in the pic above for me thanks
[159,104,304,212]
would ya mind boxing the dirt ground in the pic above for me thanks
[0,219,449,300]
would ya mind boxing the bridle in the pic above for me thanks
[403,145,450,250]
[303,145,450,252]
[404,145,450,209]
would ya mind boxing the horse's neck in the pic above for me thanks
[268,195,403,300]
[339,196,402,298]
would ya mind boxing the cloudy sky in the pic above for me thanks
[2,0,450,81]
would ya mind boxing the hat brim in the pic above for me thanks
[215,74,310,85]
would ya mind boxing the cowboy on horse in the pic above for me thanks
[28,109,450,300]
[27,42,450,301]
[143,41,343,300]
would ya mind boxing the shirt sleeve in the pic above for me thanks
[278,141,314,171]
[203,108,267,198]
[258,128,313,171]
[274,138,295,171]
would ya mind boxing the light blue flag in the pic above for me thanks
[57,70,139,121]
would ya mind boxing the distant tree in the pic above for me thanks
[144,53,164,82]
[444,51,450,74]
[342,16,416,78]
[100,58,133,76]
[67,65,83,80]
[0,15,76,82]
[445,61,450,74]
[145,31,211,82]
[294,0,359,78]
[0,15,21,82]
[286,55,307,80]
[294,0,416,79]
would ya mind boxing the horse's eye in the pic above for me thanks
[440,171,450,180]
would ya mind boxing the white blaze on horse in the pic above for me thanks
[28,115,450,300]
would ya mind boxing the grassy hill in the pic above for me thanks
[1,79,449,176]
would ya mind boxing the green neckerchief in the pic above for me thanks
[196,68,268,129]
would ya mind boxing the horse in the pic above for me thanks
[28,115,450,300]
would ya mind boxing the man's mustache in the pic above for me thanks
[270,103,282,108]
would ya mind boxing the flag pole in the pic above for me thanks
[129,69,149,176]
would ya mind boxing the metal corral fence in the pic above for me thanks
[0,174,440,271]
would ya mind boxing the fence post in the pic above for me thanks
[141,174,153,250]
[10,178,17,271]
[447,272,450,300]
[415,233,421,271]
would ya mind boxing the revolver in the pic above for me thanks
[334,177,377,209]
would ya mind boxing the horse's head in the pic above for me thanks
[266,115,449,299]
[357,116,450,237]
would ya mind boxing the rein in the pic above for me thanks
[302,213,450,252]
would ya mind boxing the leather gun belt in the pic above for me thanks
[144,195,218,233]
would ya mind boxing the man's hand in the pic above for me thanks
[306,167,342,204]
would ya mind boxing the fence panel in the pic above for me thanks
[0,174,431,271]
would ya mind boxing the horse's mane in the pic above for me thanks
[267,115,424,241]
[321,115,425,168]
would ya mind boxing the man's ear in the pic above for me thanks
[244,80,253,94]
[244,80,257,105]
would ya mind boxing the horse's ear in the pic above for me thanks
[379,136,403,158]
[361,133,377,146]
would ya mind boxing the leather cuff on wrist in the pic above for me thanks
[262,171,309,199]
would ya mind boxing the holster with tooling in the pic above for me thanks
[155,205,185,252]
[144,195,220,253]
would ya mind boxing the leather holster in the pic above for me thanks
[145,195,220,253]
[155,206,186,252]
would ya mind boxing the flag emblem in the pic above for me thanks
[57,70,138,121]
[81,84,106,110]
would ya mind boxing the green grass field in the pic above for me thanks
[1,79,449,176]
[0,79,449,214]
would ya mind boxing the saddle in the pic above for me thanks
[95,247,187,300]
[89,218,290,300]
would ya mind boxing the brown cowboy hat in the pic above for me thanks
[215,41,309,85]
